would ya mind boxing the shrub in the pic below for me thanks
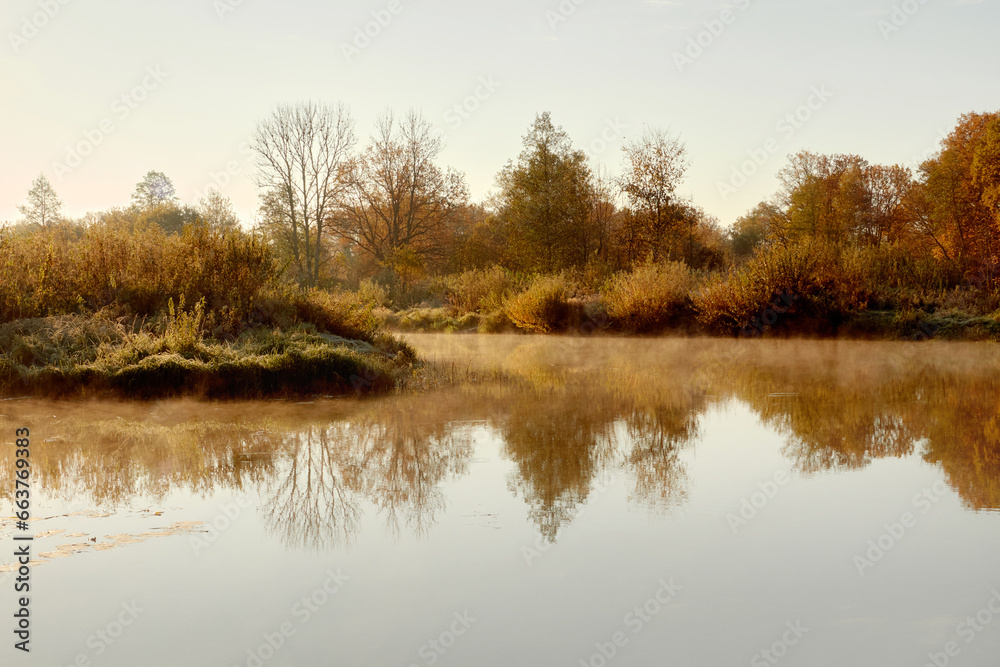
[355,278,391,309]
[693,239,869,333]
[444,266,523,314]
[503,274,576,333]
[603,262,695,331]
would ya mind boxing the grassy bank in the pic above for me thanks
[362,242,1000,341]
[0,222,414,398]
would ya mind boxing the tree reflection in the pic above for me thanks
[2,337,999,551]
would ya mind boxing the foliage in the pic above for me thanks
[503,273,577,333]
[444,266,523,314]
[617,128,688,261]
[603,262,695,331]
[693,240,869,333]
[494,113,597,271]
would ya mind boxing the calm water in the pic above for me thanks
[2,335,999,666]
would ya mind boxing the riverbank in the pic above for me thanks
[0,315,414,399]
[374,304,1000,341]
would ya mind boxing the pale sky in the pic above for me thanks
[1,0,997,227]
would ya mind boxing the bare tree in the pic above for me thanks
[337,109,468,280]
[252,101,356,287]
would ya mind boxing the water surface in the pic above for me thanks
[2,336,999,666]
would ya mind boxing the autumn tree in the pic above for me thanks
[18,174,63,228]
[252,101,356,288]
[972,115,1000,224]
[914,112,1000,272]
[337,109,468,284]
[197,189,241,231]
[731,202,784,258]
[771,151,915,248]
[588,167,619,267]
[127,171,199,234]
[495,113,595,271]
[618,128,688,261]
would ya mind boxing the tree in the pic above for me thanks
[618,128,688,261]
[132,170,178,209]
[495,113,595,271]
[916,112,1000,272]
[252,101,356,288]
[197,189,241,231]
[731,202,781,259]
[972,116,1000,223]
[18,174,63,227]
[337,109,469,283]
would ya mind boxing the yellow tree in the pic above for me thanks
[618,128,688,261]
[916,111,1000,273]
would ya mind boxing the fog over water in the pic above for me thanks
[2,335,998,666]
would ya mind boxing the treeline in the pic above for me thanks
[5,106,1000,338]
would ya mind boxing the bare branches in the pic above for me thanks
[252,101,356,287]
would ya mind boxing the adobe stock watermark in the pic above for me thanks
[340,0,409,63]
[8,0,72,54]
[740,290,800,338]
[521,471,617,566]
[904,127,949,172]
[192,140,254,202]
[716,86,834,202]
[852,480,949,576]
[55,601,144,667]
[578,578,682,667]
[921,588,1000,667]
[546,0,588,31]
[673,0,753,73]
[214,0,248,20]
[726,470,790,534]
[406,611,477,667]
[750,621,809,667]
[877,0,930,40]
[50,66,169,182]
[441,76,502,132]
[189,494,254,556]
[586,117,628,160]
[232,569,350,667]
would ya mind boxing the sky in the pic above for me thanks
[1,0,998,228]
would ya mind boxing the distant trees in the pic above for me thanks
[196,190,241,231]
[11,103,1000,299]
[730,202,780,259]
[129,170,198,234]
[730,111,1000,284]
[252,102,356,288]
[764,151,916,249]
[18,175,63,228]
[132,171,178,209]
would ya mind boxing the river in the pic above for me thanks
[1,335,998,666]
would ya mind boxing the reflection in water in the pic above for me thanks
[1,336,998,550]
[260,404,474,549]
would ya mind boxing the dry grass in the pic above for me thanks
[603,262,695,332]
